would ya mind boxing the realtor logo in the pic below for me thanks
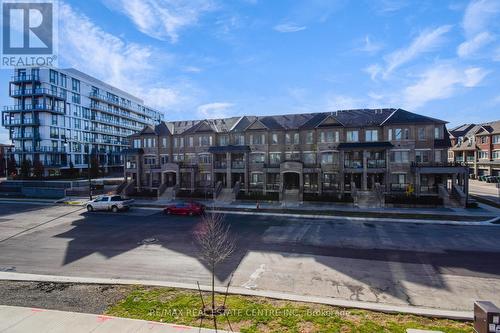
[1,0,58,68]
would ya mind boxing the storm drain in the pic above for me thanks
[138,237,159,245]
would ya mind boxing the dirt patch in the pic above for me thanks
[0,280,132,314]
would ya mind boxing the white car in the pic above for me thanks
[86,195,134,213]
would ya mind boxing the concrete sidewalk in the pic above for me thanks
[0,272,474,321]
[0,305,227,333]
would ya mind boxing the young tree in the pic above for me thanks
[90,155,99,178]
[68,161,76,178]
[20,158,32,179]
[32,160,44,179]
[7,155,17,178]
[194,212,235,315]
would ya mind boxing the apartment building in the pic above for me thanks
[124,108,468,206]
[2,67,164,176]
[448,121,500,177]
[0,143,14,177]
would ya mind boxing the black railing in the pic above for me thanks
[367,159,386,168]
[411,162,466,168]
[390,183,409,191]
[344,160,363,168]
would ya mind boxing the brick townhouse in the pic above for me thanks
[122,108,469,206]
[448,120,500,177]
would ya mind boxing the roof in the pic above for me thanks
[381,109,446,125]
[157,108,447,135]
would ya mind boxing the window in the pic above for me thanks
[60,74,67,88]
[286,133,299,144]
[234,134,245,145]
[480,136,487,144]
[393,128,409,140]
[320,130,336,143]
[269,153,281,165]
[72,93,81,104]
[251,173,263,184]
[365,130,378,142]
[346,131,359,142]
[392,150,409,163]
[51,115,58,125]
[49,70,58,84]
[251,133,265,145]
[493,135,500,144]
[492,151,500,159]
[162,137,168,147]
[71,78,80,92]
[306,131,314,144]
[250,153,265,163]
[434,150,442,162]
[271,133,279,144]
[198,154,211,164]
[479,151,489,159]
[418,128,426,140]
[393,173,407,184]
[434,126,443,139]
[133,139,141,148]
[219,135,228,146]
[199,135,211,146]
[174,137,184,148]
[303,152,316,165]
[321,152,333,164]
[415,150,429,163]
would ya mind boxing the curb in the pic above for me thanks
[0,272,473,321]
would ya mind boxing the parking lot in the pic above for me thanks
[0,202,499,311]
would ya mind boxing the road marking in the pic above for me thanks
[241,264,266,289]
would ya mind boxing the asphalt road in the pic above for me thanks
[0,202,499,311]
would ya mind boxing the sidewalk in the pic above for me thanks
[0,305,226,333]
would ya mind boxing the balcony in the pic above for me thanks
[231,161,245,169]
[214,161,227,169]
[11,132,40,140]
[3,118,39,127]
[367,159,386,168]
[89,92,147,116]
[249,183,264,190]
[90,103,149,124]
[390,183,409,192]
[4,104,65,114]
[344,160,363,169]
[266,183,280,191]
[11,74,40,83]
[10,88,66,100]
[13,146,66,154]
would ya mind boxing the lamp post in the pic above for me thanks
[87,146,93,201]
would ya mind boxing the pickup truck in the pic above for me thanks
[86,195,134,212]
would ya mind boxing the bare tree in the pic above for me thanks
[194,212,235,315]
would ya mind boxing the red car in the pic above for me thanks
[163,201,205,216]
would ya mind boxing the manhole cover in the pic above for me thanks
[0,266,16,272]
[138,237,158,245]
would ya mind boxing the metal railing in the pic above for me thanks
[390,183,409,191]
[11,74,40,82]
[367,159,386,168]
[11,88,66,99]
[344,160,363,168]
[231,161,245,169]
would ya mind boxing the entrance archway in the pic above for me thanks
[163,171,177,187]
[283,172,300,190]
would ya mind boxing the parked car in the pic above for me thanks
[163,201,205,216]
[86,195,134,212]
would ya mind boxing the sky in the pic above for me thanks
[1,0,500,143]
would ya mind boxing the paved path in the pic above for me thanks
[0,305,224,332]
